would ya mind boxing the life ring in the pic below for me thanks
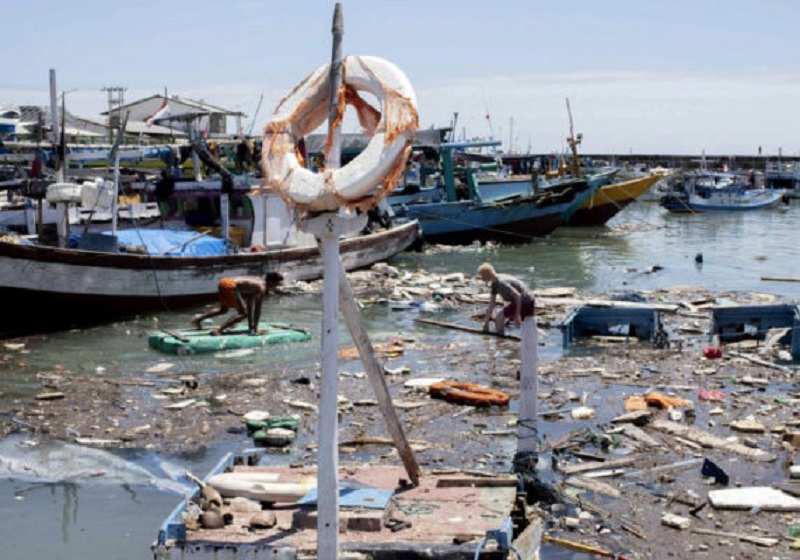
[262,55,419,212]
[429,381,510,407]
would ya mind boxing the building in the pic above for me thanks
[102,94,246,141]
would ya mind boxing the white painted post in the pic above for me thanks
[302,212,364,560]
[318,216,340,559]
[55,202,69,248]
[316,5,344,558]
[515,309,538,465]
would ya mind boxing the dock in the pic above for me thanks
[153,451,542,560]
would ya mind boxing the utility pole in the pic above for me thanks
[102,86,127,144]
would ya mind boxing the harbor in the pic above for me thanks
[2,2,800,560]
[0,201,799,559]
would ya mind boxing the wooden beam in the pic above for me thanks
[340,263,420,485]
[414,318,520,340]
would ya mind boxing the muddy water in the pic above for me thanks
[0,201,799,559]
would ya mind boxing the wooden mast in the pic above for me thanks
[566,97,582,178]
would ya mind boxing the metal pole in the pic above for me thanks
[317,4,344,559]
[112,151,120,235]
[48,69,64,184]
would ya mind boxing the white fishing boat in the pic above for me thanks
[0,177,419,335]
[660,171,789,213]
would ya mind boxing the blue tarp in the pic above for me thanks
[69,229,229,256]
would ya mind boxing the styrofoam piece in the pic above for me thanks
[708,486,800,511]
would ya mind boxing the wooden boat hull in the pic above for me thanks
[398,179,593,244]
[566,174,663,226]
[0,220,419,334]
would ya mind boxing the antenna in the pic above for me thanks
[102,86,127,143]
[481,90,494,140]
[246,94,264,137]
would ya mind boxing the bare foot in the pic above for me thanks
[191,316,202,329]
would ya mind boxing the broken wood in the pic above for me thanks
[725,350,792,373]
[339,263,421,485]
[413,317,520,340]
[565,475,621,498]
[650,419,777,462]
[541,427,589,451]
[691,527,779,547]
[760,275,800,283]
[543,536,638,559]
[35,391,65,400]
[560,455,640,475]
[435,475,518,488]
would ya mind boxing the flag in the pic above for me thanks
[145,98,170,127]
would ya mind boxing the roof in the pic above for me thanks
[103,94,245,118]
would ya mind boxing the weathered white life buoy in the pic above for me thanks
[262,55,419,212]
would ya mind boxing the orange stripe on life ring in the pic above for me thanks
[429,381,510,407]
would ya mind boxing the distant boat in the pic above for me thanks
[765,160,800,198]
[660,171,788,213]
[564,173,664,226]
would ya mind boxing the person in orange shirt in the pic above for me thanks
[192,272,283,335]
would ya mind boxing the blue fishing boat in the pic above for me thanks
[391,141,600,244]
[660,171,788,213]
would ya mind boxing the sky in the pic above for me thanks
[2,0,799,156]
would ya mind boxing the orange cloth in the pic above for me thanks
[644,392,690,409]
[218,278,241,310]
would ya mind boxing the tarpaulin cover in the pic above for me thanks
[71,229,229,256]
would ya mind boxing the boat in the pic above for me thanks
[394,175,595,244]
[765,160,800,198]
[390,137,605,244]
[563,172,664,226]
[659,171,788,213]
[0,178,420,335]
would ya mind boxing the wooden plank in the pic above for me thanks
[512,517,543,560]
[650,420,777,462]
[435,476,518,488]
[760,275,800,283]
[691,527,780,547]
[339,263,420,485]
[413,318,520,340]
[565,476,622,498]
[726,350,792,373]
[160,328,190,343]
[560,455,640,475]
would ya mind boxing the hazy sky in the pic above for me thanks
[2,0,798,155]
